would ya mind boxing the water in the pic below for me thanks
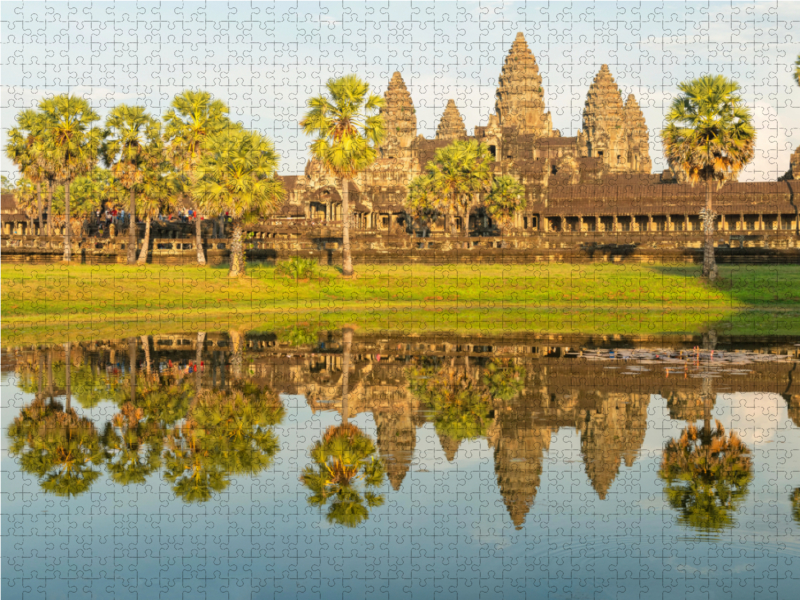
[3,331,800,599]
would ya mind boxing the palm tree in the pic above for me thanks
[101,105,161,265]
[404,173,441,236]
[194,129,285,277]
[484,174,526,239]
[5,109,48,234]
[163,90,234,266]
[300,423,386,527]
[38,95,103,261]
[8,399,105,498]
[300,74,386,277]
[661,75,756,281]
[426,139,494,237]
[102,402,164,486]
[659,420,753,533]
[164,386,283,503]
[136,152,179,265]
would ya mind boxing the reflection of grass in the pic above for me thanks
[3,263,800,344]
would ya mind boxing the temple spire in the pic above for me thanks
[494,32,552,136]
[435,99,467,141]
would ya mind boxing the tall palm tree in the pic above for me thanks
[404,173,441,236]
[194,129,285,278]
[5,109,48,234]
[484,174,526,237]
[300,423,386,527]
[136,152,179,265]
[426,139,494,236]
[658,420,753,533]
[163,90,234,266]
[300,74,386,277]
[661,75,756,281]
[101,105,161,265]
[38,95,103,261]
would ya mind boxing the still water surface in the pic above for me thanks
[2,330,800,599]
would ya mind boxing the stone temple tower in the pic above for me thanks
[435,99,467,141]
[379,72,418,151]
[624,94,652,174]
[493,32,553,137]
[580,64,651,174]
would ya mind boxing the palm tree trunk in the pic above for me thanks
[36,182,43,235]
[195,211,206,266]
[229,219,245,278]
[128,337,137,405]
[140,335,151,375]
[342,179,354,277]
[127,188,136,265]
[64,342,72,411]
[137,216,151,265]
[195,331,205,396]
[63,179,72,261]
[702,178,718,281]
[47,180,53,237]
[48,348,53,400]
[230,330,243,381]
[341,327,353,424]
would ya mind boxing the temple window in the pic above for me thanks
[488,145,497,158]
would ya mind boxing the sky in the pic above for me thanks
[2,1,800,180]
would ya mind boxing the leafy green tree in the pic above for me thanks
[481,358,526,402]
[425,139,494,236]
[1,175,17,193]
[164,90,235,266]
[403,173,441,235]
[101,105,162,264]
[102,403,164,486]
[659,420,753,533]
[136,151,180,265]
[406,362,494,443]
[661,75,756,281]
[5,109,49,233]
[38,95,103,260]
[163,385,284,503]
[8,400,105,498]
[194,129,285,277]
[51,168,124,237]
[300,74,386,277]
[484,174,526,237]
[301,423,386,527]
[13,177,39,233]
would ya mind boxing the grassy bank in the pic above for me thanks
[3,262,800,344]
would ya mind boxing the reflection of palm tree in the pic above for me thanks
[407,362,494,445]
[341,328,353,423]
[102,403,163,485]
[481,359,526,402]
[791,488,800,524]
[659,420,753,533]
[300,423,385,527]
[8,399,104,497]
[163,385,283,503]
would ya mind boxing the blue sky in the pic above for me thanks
[2,1,799,180]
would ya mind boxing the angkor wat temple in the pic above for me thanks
[274,32,800,247]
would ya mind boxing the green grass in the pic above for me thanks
[3,262,800,345]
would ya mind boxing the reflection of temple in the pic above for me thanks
[9,333,800,529]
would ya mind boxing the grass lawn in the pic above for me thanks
[3,261,800,344]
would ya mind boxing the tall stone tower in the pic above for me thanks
[435,99,467,141]
[624,94,652,174]
[380,72,418,151]
[494,32,553,137]
[580,65,628,172]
